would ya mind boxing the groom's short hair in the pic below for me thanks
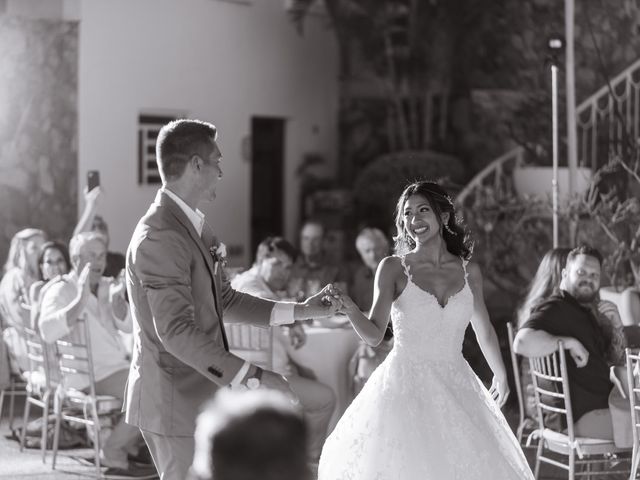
[156,119,217,182]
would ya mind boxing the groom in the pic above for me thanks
[124,119,339,480]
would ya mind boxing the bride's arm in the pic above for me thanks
[467,262,509,406]
[341,256,399,347]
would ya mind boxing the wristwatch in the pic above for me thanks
[246,366,263,390]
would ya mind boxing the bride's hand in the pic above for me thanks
[338,293,359,314]
[304,284,342,317]
[488,376,509,408]
[325,284,357,314]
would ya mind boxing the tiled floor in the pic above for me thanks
[0,406,631,479]
[0,416,104,479]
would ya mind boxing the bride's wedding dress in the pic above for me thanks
[318,257,534,480]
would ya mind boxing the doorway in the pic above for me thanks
[250,117,285,260]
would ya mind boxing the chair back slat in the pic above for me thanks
[531,370,562,383]
[225,323,274,370]
[538,404,568,415]
[626,348,640,453]
[19,326,55,391]
[54,316,98,396]
[534,387,565,399]
[529,341,575,439]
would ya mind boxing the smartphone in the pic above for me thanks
[87,170,100,192]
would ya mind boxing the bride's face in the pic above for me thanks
[403,194,443,245]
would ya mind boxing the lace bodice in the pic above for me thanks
[390,256,473,362]
[318,255,535,480]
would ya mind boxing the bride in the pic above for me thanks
[318,181,534,479]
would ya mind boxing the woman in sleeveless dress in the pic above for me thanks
[318,181,534,479]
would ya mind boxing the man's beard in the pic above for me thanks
[571,283,598,304]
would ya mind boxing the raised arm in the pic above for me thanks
[340,256,400,347]
[72,186,102,237]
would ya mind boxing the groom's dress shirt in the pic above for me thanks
[162,188,295,385]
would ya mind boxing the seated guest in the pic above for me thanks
[515,247,570,419]
[38,232,152,478]
[91,215,126,278]
[517,247,571,328]
[349,227,389,312]
[26,241,72,383]
[0,228,47,374]
[288,219,347,300]
[29,240,72,308]
[231,237,335,462]
[0,228,47,328]
[347,228,393,395]
[190,389,310,480]
[514,245,629,444]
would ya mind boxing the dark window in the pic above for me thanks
[138,113,181,185]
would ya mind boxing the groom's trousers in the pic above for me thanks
[141,429,195,480]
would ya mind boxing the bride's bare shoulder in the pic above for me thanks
[375,256,406,281]
[377,255,403,272]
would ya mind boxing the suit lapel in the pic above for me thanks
[200,223,229,351]
[201,223,224,317]
[157,191,229,350]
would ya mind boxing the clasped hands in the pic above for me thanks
[302,283,356,317]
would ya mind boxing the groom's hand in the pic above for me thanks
[298,284,342,318]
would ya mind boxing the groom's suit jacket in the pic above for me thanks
[124,190,274,436]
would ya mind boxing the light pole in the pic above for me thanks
[548,36,564,249]
[565,0,578,197]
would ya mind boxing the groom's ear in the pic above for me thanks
[190,154,205,172]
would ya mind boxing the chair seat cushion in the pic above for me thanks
[63,389,122,414]
[539,428,630,456]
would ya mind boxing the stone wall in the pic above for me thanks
[0,15,77,264]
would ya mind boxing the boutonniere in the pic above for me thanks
[210,242,227,274]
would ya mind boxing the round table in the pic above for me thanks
[285,322,360,432]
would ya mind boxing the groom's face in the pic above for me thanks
[198,139,223,202]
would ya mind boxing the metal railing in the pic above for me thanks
[457,58,640,207]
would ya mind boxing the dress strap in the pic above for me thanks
[399,255,412,281]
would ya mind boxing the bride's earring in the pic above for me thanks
[404,229,415,247]
[443,223,457,236]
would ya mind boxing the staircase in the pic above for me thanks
[577,58,640,170]
[456,58,640,207]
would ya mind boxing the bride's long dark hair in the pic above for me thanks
[393,181,472,260]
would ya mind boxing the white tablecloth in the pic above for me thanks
[285,324,360,432]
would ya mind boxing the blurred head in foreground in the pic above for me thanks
[191,389,310,480]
